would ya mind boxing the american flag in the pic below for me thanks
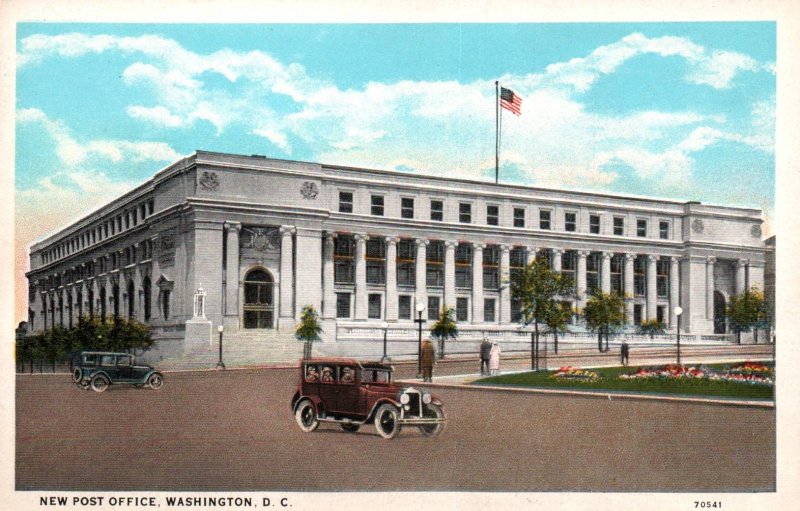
[500,87,522,116]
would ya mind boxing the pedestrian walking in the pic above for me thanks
[621,341,630,366]
[421,338,436,382]
[479,337,492,375]
[489,341,502,376]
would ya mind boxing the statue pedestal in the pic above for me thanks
[184,318,212,353]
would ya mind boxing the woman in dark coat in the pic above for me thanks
[421,339,436,382]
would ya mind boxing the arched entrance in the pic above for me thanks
[713,291,727,334]
[243,268,274,329]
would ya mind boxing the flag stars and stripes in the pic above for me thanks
[500,87,522,116]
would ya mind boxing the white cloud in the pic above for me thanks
[126,105,184,127]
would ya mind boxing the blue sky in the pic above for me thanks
[14,22,775,317]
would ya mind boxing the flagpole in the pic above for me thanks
[495,81,499,184]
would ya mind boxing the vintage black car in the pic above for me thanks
[291,357,445,439]
[72,351,164,393]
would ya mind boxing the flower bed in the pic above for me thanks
[619,364,705,381]
[550,366,599,381]
[728,362,773,377]
[619,362,774,386]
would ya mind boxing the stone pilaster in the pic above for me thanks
[385,237,399,321]
[322,233,336,320]
[552,249,563,273]
[647,255,658,321]
[624,253,635,324]
[500,245,511,323]
[444,240,457,310]
[706,256,716,319]
[354,233,368,320]
[736,258,748,295]
[670,257,681,329]
[278,225,296,329]
[415,239,429,311]
[472,243,485,323]
[223,222,242,324]
[601,251,612,294]
[576,250,588,309]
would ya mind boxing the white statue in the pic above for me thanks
[193,284,207,319]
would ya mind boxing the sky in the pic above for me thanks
[14,22,776,321]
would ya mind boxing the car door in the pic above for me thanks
[316,365,339,417]
[115,355,134,381]
[335,365,362,418]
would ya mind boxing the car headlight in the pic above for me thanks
[422,392,432,404]
[400,393,410,404]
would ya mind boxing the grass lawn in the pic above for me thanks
[474,363,774,400]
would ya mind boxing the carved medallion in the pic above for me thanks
[751,224,762,238]
[691,218,704,233]
[199,171,220,191]
[300,181,319,200]
[241,227,281,252]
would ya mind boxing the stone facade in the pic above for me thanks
[26,151,767,356]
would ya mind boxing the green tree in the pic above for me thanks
[543,301,573,354]
[295,305,323,359]
[582,291,626,352]
[727,287,766,344]
[430,306,459,359]
[511,258,575,370]
[637,319,667,339]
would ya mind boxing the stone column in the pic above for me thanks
[735,258,747,295]
[322,233,336,320]
[415,239,428,311]
[624,253,635,324]
[669,257,680,329]
[294,228,323,321]
[385,237,399,321]
[223,222,241,322]
[278,225,296,329]
[500,245,511,323]
[706,256,716,319]
[646,255,658,320]
[472,243,485,323]
[444,240,457,310]
[552,249,563,273]
[526,247,538,266]
[576,250,588,308]
[149,237,161,321]
[601,252,612,294]
[354,233,368,320]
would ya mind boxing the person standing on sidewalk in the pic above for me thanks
[421,338,436,382]
[489,341,502,376]
[479,337,492,375]
[621,341,630,366]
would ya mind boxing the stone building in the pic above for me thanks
[25,151,767,358]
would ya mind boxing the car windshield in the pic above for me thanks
[361,369,391,384]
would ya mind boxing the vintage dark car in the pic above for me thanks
[72,351,164,393]
[291,357,445,439]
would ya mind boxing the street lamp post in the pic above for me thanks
[414,302,426,378]
[216,325,225,370]
[674,306,683,365]
[381,321,390,363]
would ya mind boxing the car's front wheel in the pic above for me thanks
[90,374,110,393]
[374,404,401,439]
[419,404,444,438]
[147,373,164,390]
[295,399,319,432]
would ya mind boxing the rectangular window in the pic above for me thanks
[456,297,469,322]
[401,197,414,219]
[610,255,624,294]
[486,205,499,226]
[633,304,642,324]
[539,210,551,230]
[427,296,440,321]
[368,294,382,319]
[657,306,665,324]
[366,238,386,284]
[484,299,496,322]
[338,191,353,213]
[589,214,601,234]
[565,212,577,232]
[398,295,412,320]
[397,239,416,287]
[483,245,500,290]
[459,203,472,223]
[371,195,384,216]
[455,244,472,289]
[586,253,600,293]
[334,235,355,284]
[336,293,351,319]
[634,256,646,297]
[513,208,526,228]
[430,200,444,221]
[637,219,647,237]
[613,217,624,236]
[426,241,445,287]
[659,221,670,240]
[656,258,669,298]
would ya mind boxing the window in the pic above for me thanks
[397,239,415,287]
[610,255,624,294]
[368,294,382,319]
[148,199,154,215]
[430,200,444,221]
[537,248,553,269]
[371,195,385,216]
[427,296,440,321]
[455,244,472,289]
[161,289,170,320]
[539,210,551,230]
[459,203,472,223]
[339,191,353,213]
[484,299,496,322]
[366,238,386,284]
[336,293,351,318]
[456,297,469,322]
[513,208,525,228]
[398,295,412,320]
[656,258,669,298]
[633,304,643,324]
[401,198,414,219]
[486,205,499,226]
[657,306,665,324]
[613,217,625,236]
[659,221,670,240]
[483,245,500,289]
[426,241,444,287]
[561,250,576,285]
[589,215,601,234]
[334,235,355,284]
[243,269,274,329]
[637,219,647,237]
[565,212,577,232]
[634,256,646,297]
[586,253,600,293]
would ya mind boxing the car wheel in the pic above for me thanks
[79,380,91,390]
[419,403,444,438]
[90,375,110,393]
[147,373,164,390]
[295,400,319,433]
[374,404,401,439]
[72,367,82,383]
[340,423,360,433]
